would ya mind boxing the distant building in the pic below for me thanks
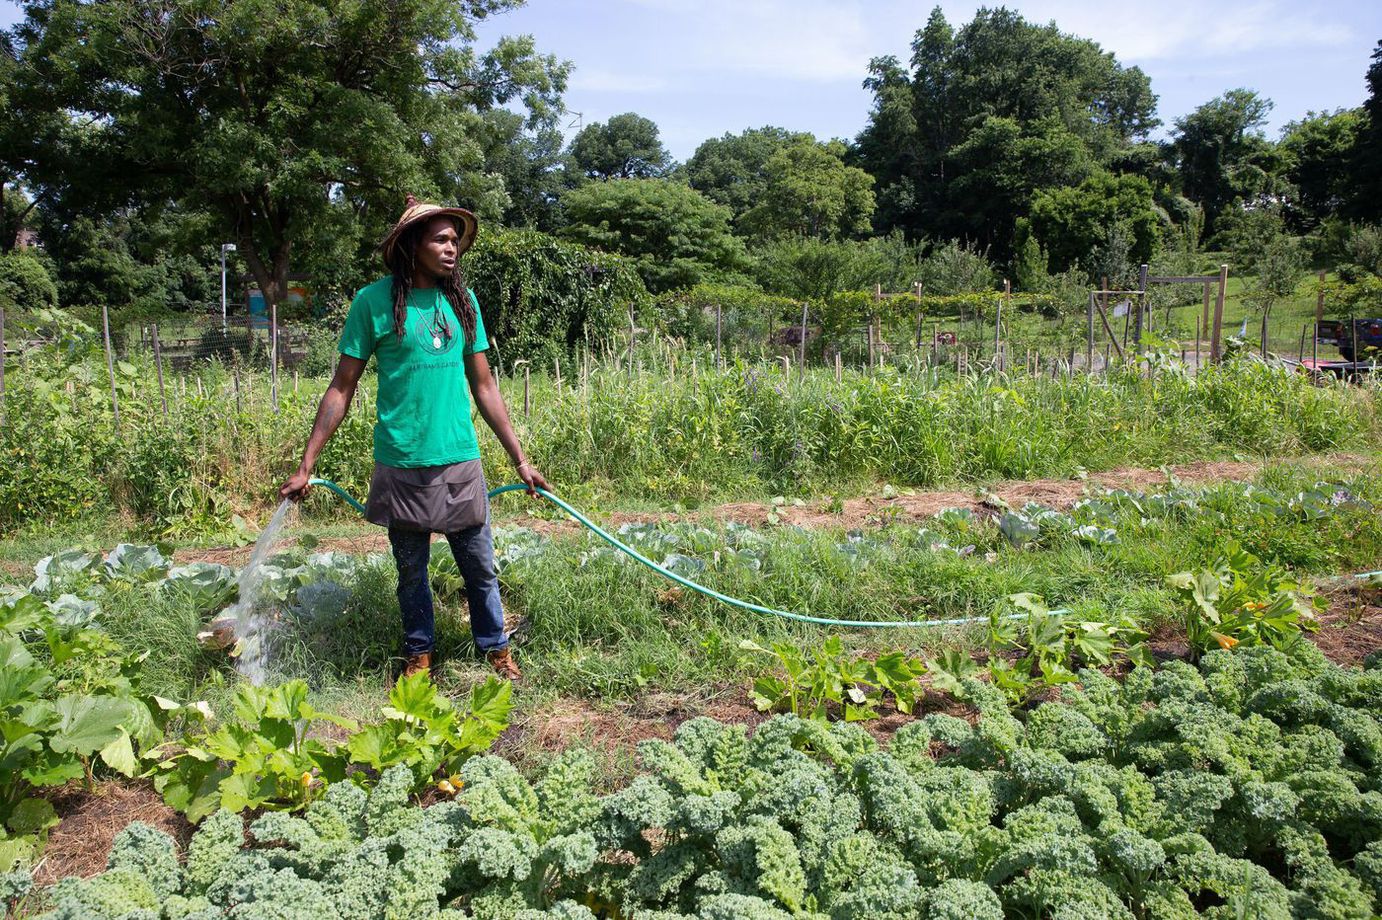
[14,227,41,250]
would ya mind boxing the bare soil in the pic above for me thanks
[32,781,192,886]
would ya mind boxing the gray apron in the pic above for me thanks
[364,459,488,532]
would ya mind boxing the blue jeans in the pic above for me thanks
[387,520,507,656]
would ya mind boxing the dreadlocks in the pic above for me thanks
[388,219,478,347]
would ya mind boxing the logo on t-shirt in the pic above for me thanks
[411,307,460,357]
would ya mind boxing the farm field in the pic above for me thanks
[3,351,1382,919]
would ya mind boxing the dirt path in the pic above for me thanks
[174,452,1374,567]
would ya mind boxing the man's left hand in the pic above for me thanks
[517,460,550,498]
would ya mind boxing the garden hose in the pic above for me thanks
[308,477,1382,629]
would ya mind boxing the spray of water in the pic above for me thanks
[213,499,298,684]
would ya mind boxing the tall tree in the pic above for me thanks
[1279,109,1364,230]
[12,0,569,309]
[738,138,875,242]
[683,126,812,220]
[1168,89,1281,238]
[568,112,672,180]
[1349,40,1382,222]
[854,6,1157,255]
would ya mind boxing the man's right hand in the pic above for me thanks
[279,469,313,502]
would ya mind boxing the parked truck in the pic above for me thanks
[1316,318,1382,362]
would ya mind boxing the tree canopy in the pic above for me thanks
[12,0,569,308]
[558,179,747,292]
[853,6,1157,256]
[568,112,673,180]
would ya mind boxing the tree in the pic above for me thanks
[1348,40,1382,222]
[853,6,1157,254]
[559,179,747,292]
[1279,109,1364,230]
[13,0,569,310]
[739,139,875,242]
[1167,89,1282,238]
[568,112,672,180]
[476,109,576,231]
[1026,173,1160,275]
[683,126,813,220]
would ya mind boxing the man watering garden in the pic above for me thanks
[279,196,548,682]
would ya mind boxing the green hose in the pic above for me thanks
[308,477,1382,629]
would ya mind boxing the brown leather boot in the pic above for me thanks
[402,652,432,680]
[487,647,522,681]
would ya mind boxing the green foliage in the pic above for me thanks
[1168,543,1320,658]
[1279,108,1366,231]
[465,227,649,372]
[0,586,176,868]
[559,179,748,293]
[856,6,1156,256]
[346,671,513,790]
[32,648,1382,919]
[1027,173,1161,275]
[740,636,926,721]
[737,137,875,242]
[983,593,1151,704]
[0,250,57,311]
[651,283,798,354]
[151,672,511,822]
[149,680,355,822]
[568,112,673,180]
[14,0,569,309]
[683,126,813,221]
[1170,89,1285,238]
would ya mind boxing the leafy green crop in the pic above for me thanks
[1169,542,1320,657]
[0,590,178,871]
[28,644,1382,919]
[741,635,926,721]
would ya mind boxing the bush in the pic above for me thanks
[0,251,58,312]
[467,228,650,372]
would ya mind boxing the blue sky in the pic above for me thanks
[4,0,1379,160]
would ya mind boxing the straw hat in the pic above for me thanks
[379,195,478,272]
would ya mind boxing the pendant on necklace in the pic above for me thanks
[433,335,442,349]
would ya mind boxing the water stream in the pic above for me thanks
[219,499,297,684]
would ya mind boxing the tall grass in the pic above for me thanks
[1,345,1377,534]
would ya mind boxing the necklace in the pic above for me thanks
[426,297,451,349]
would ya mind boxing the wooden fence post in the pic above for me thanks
[798,300,809,369]
[1195,315,1202,373]
[523,365,531,418]
[1135,264,1148,350]
[715,303,723,370]
[1298,323,1308,362]
[0,306,6,427]
[1086,291,1095,374]
[994,281,1006,372]
[1211,264,1228,364]
[555,355,562,394]
[270,303,279,413]
[102,304,121,433]
[1315,270,1326,329]
[834,351,841,384]
[1202,282,1212,350]
[152,323,168,420]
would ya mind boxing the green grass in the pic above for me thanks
[25,456,1377,728]
[5,343,1378,539]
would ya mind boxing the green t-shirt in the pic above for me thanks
[338,277,490,468]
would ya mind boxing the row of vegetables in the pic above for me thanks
[1,477,1378,916]
[15,644,1382,919]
